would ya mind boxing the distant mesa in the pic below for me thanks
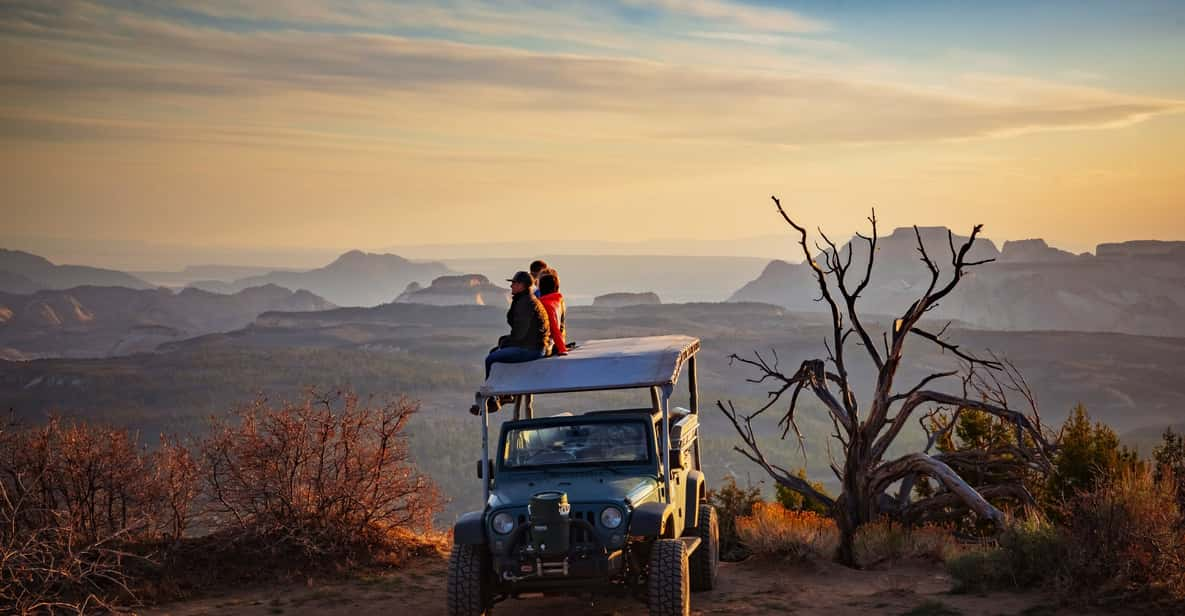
[188,250,452,307]
[729,228,1185,337]
[999,238,1078,263]
[395,274,509,306]
[593,292,661,308]
[1097,240,1185,258]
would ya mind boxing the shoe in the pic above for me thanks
[470,397,502,416]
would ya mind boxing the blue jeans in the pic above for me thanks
[485,347,544,378]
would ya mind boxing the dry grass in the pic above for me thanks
[736,502,839,560]
[854,519,960,569]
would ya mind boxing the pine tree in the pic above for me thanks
[1048,404,1137,501]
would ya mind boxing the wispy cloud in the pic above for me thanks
[1,0,1181,152]
[623,0,827,33]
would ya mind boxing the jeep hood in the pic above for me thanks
[488,472,659,510]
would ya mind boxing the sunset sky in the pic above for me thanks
[2,1,1184,267]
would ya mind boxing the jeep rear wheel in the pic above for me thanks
[647,538,690,616]
[447,543,493,616]
[690,503,719,591]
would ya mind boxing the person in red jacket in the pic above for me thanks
[537,271,567,356]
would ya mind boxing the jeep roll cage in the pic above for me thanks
[475,335,702,507]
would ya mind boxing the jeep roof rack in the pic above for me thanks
[480,335,700,397]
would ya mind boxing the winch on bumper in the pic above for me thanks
[489,491,628,583]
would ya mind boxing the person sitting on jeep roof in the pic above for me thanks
[537,271,567,356]
[529,259,548,298]
[471,271,551,415]
[486,270,551,378]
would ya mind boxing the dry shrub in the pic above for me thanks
[736,501,838,560]
[950,468,1185,605]
[853,518,958,568]
[708,475,762,560]
[0,416,182,613]
[1056,466,1185,603]
[197,390,441,565]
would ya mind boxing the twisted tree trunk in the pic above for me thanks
[720,197,1054,567]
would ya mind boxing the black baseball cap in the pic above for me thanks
[506,271,533,285]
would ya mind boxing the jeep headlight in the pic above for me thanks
[492,512,516,535]
[600,507,623,529]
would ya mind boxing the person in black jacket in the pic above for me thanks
[485,270,551,379]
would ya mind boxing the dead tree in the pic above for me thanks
[719,196,1054,566]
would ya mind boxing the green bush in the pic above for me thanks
[708,475,762,560]
[947,516,1061,593]
[773,468,831,515]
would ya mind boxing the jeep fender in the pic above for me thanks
[629,501,677,538]
[453,510,486,545]
[684,470,705,530]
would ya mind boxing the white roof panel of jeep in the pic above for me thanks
[480,335,701,397]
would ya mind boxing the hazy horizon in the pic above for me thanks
[2,0,1184,266]
[0,225,1164,272]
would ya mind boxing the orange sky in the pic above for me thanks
[2,1,1184,266]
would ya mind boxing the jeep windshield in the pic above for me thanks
[502,420,651,469]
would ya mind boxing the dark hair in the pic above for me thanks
[529,260,549,276]
[538,272,559,295]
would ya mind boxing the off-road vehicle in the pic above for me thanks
[448,335,719,616]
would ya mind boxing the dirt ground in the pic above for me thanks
[145,554,1092,616]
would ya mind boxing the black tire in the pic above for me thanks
[647,538,690,616]
[690,503,719,591]
[447,543,493,616]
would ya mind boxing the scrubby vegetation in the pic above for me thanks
[736,502,837,560]
[708,475,763,561]
[0,390,440,614]
[947,410,1185,607]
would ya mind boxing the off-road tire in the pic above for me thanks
[447,543,493,616]
[647,538,690,616]
[689,503,719,591]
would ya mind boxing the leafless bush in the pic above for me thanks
[197,390,441,564]
[0,416,162,614]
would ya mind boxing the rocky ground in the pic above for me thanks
[146,554,1086,616]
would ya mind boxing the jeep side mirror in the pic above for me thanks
[477,460,493,479]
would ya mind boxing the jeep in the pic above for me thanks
[448,335,719,616]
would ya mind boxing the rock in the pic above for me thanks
[593,292,662,307]
[394,274,509,306]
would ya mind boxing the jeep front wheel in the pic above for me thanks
[647,538,690,616]
[447,543,493,616]
[690,503,719,591]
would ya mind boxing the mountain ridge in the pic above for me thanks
[730,229,1185,337]
[189,250,452,307]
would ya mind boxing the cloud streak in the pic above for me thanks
[623,0,827,33]
[0,0,1181,153]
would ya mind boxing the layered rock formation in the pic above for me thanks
[730,229,1185,337]
[394,274,509,306]
[593,292,662,307]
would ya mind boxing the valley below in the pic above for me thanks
[5,301,1185,518]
